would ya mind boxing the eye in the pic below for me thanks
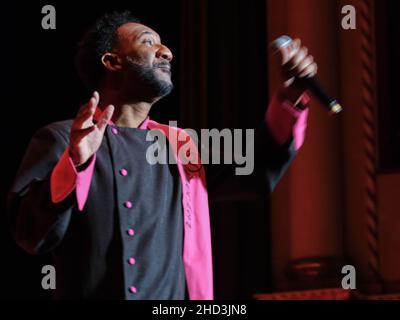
[143,39,154,46]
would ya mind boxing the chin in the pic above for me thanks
[155,69,172,82]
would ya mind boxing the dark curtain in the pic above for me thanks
[180,0,272,299]
[377,0,400,170]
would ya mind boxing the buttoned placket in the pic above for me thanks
[111,125,139,296]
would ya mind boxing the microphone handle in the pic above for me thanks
[296,76,342,114]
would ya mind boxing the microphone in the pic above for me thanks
[271,35,342,115]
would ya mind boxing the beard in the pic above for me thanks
[125,56,173,101]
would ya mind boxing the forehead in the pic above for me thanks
[117,22,161,42]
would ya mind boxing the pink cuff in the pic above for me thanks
[265,93,310,150]
[51,148,96,211]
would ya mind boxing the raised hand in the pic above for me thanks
[280,38,318,87]
[69,92,114,166]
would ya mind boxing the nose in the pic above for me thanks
[156,44,173,62]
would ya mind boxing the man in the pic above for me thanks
[8,11,316,299]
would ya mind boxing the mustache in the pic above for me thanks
[153,61,171,70]
[125,56,171,70]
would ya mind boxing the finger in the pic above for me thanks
[295,55,314,74]
[75,93,99,126]
[280,40,300,65]
[72,112,90,130]
[286,47,308,70]
[288,38,301,57]
[85,97,97,121]
[292,38,301,50]
[73,102,96,129]
[97,105,115,132]
[70,126,96,143]
[283,58,315,80]
[87,92,99,115]
[279,45,296,65]
[77,91,99,115]
[299,63,318,78]
[93,91,100,105]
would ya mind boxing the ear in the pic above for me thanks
[101,53,123,71]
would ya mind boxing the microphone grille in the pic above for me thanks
[270,35,293,52]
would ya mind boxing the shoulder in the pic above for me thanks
[42,119,74,134]
[34,119,74,145]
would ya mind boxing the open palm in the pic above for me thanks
[69,92,114,166]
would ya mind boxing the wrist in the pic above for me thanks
[68,148,87,170]
[279,81,307,107]
[75,156,93,172]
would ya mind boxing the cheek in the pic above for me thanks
[127,48,155,67]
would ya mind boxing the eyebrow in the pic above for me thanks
[137,31,161,43]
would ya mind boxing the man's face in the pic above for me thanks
[114,22,174,99]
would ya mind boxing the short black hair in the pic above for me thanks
[75,11,140,90]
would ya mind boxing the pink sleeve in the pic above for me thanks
[50,148,96,211]
[265,93,310,150]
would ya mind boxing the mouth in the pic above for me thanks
[154,62,172,75]
[155,66,171,75]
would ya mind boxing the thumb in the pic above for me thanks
[279,45,292,65]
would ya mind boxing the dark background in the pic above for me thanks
[1,0,269,299]
[376,0,400,171]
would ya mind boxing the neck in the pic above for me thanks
[98,89,153,128]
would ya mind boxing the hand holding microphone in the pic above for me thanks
[271,35,342,115]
